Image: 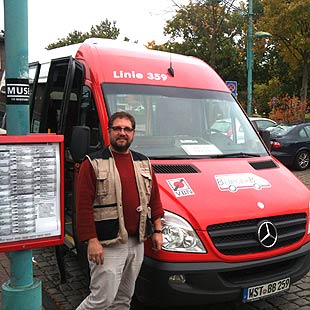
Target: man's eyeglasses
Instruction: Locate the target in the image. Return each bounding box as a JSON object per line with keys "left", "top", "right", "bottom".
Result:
{"left": 110, "top": 126, "right": 135, "bottom": 133}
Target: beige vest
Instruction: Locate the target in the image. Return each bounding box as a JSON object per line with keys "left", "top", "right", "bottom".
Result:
{"left": 87, "top": 147, "right": 153, "bottom": 245}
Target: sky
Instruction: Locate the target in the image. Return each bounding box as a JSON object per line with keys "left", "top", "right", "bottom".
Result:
{"left": 0, "top": 0, "right": 183, "bottom": 57}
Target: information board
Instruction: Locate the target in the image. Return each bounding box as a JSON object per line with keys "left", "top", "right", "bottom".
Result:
{"left": 0, "top": 134, "right": 64, "bottom": 251}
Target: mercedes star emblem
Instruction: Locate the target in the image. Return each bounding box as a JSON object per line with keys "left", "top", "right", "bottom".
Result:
{"left": 257, "top": 221, "right": 278, "bottom": 248}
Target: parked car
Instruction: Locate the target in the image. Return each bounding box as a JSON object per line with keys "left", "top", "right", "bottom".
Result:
{"left": 250, "top": 117, "right": 277, "bottom": 131}
{"left": 210, "top": 118, "right": 245, "bottom": 143}
{"left": 270, "top": 123, "right": 310, "bottom": 170}
{"left": 210, "top": 117, "right": 277, "bottom": 144}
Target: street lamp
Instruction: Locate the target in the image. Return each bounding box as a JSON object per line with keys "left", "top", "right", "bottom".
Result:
{"left": 247, "top": 0, "right": 271, "bottom": 116}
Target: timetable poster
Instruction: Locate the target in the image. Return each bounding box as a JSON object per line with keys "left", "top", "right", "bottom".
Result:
{"left": 0, "top": 143, "right": 61, "bottom": 243}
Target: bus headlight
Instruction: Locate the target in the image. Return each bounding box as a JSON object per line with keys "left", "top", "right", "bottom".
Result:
{"left": 161, "top": 210, "right": 206, "bottom": 253}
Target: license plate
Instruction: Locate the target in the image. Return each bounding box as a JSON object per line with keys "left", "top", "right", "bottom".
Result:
{"left": 243, "top": 277, "right": 290, "bottom": 302}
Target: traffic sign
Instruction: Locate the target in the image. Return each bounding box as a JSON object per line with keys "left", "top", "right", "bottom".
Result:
{"left": 226, "top": 81, "right": 237, "bottom": 97}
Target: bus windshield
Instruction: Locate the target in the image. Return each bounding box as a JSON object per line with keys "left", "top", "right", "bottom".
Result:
{"left": 103, "top": 84, "right": 268, "bottom": 159}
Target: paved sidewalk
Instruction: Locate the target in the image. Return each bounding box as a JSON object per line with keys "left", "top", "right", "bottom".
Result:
{"left": 292, "top": 169, "right": 310, "bottom": 188}
{"left": 0, "top": 252, "right": 50, "bottom": 310}
{"left": 0, "top": 169, "right": 310, "bottom": 309}
{"left": 0, "top": 247, "right": 88, "bottom": 309}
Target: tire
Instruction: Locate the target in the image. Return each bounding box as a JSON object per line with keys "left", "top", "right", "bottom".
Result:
{"left": 294, "top": 150, "right": 310, "bottom": 170}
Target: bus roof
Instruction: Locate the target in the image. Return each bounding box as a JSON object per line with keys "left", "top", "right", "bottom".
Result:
{"left": 31, "top": 38, "right": 230, "bottom": 93}
{"left": 77, "top": 39, "right": 230, "bottom": 91}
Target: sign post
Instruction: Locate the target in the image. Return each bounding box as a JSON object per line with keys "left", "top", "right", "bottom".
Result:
{"left": 2, "top": 1, "right": 40, "bottom": 309}
{"left": 3, "top": 0, "right": 30, "bottom": 135}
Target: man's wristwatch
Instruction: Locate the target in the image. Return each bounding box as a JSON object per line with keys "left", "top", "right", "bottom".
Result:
{"left": 153, "top": 229, "right": 162, "bottom": 234}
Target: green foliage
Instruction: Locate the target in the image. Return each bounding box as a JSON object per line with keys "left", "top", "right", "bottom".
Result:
{"left": 253, "top": 78, "right": 281, "bottom": 115}
{"left": 46, "top": 19, "right": 120, "bottom": 50}
{"left": 258, "top": 0, "right": 310, "bottom": 101}
{"left": 45, "top": 1, "right": 309, "bottom": 116}
{"left": 162, "top": 1, "right": 245, "bottom": 69}
{"left": 152, "top": 1, "right": 248, "bottom": 102}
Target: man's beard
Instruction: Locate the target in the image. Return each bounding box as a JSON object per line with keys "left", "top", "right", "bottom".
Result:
{"left": 110, "top": 138, "right": 131, "bottom": 153}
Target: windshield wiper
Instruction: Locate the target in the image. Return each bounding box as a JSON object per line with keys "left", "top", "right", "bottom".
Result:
{"left": 212, "top": 152, "right": 261, "bottom": 158}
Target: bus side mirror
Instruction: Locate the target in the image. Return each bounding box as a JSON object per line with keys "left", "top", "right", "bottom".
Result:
{"left": 259, "top": 129, "right": 271, "bottom": 150}
{"left": 70, "top": 126, "right": 90, "bottom": 162}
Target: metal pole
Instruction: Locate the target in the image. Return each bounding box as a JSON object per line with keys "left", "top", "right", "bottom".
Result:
{"left": 2, "top": 0, "right": 41, "bottom": 309}
{"left": 4, "top": 0, "right": 30, "bottom": 134}
{"left": 247, "top": 0, "right": 253, "bottom": 116}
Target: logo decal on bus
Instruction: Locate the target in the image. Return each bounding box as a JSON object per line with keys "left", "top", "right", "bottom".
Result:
{"left": 166, "top": 178, "right": 195, "bottom": 197}
{"left": 215, "top": 173, "right": 271, "bottom": 193}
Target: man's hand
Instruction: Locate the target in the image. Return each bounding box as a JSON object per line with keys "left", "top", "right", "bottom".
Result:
{"left": 151, "top": 217, "right": 163, "bottom": 252}
{"left": 87, "top": 238, "right": 104, "bottom": 265}
{"left": 152, "top": 232, "right": 163, "bottom": 252}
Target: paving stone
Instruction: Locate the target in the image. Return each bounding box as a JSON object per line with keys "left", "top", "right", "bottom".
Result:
{"left": 252, "top": 300, "right": 276, "bottom": 309}
{"left": 68, "top": 281, "right": 86, "bottom": 290}
{"left": 266, "top": 296, "right": 288, "bottom": 307}
{"left": 288, "top": 285, "right": 303, "bottom": 293}
{"left": 46, "top": 287, "right": 60, "bottom": 294}
{"left": 298, "top": 283, "right": 310, "bottom": 290}
{"left": 294, "top": 298, "right": 310, "bottom": 306}
{"left": 283, "top": 293, "right": 300, "bottom": 301}
{"left": 67, "top": 295, "right": 85, "bottom": 307}
{"left": 297, "top": 290, "right": 310, "bottom": 297}
{"left": 278, "top": 303, "right": 301, "bottom": 310}
{"left": 38, "top": 262, "right": 52, "bottom": 268}
{"left": 52, "top": 293, "right": 67, "bottom": 303}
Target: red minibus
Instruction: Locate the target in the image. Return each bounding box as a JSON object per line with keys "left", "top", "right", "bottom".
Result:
{"left": 25, "top": 38, "right": 310, "bottom": 307}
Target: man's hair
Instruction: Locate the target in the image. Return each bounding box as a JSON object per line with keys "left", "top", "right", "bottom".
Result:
{"left": 108, "top": 111, "right": 136, "bottom": 129}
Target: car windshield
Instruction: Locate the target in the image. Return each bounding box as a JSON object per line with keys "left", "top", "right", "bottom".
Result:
{"left": 103, "top": 84, "right": 268, "bottom": 158}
